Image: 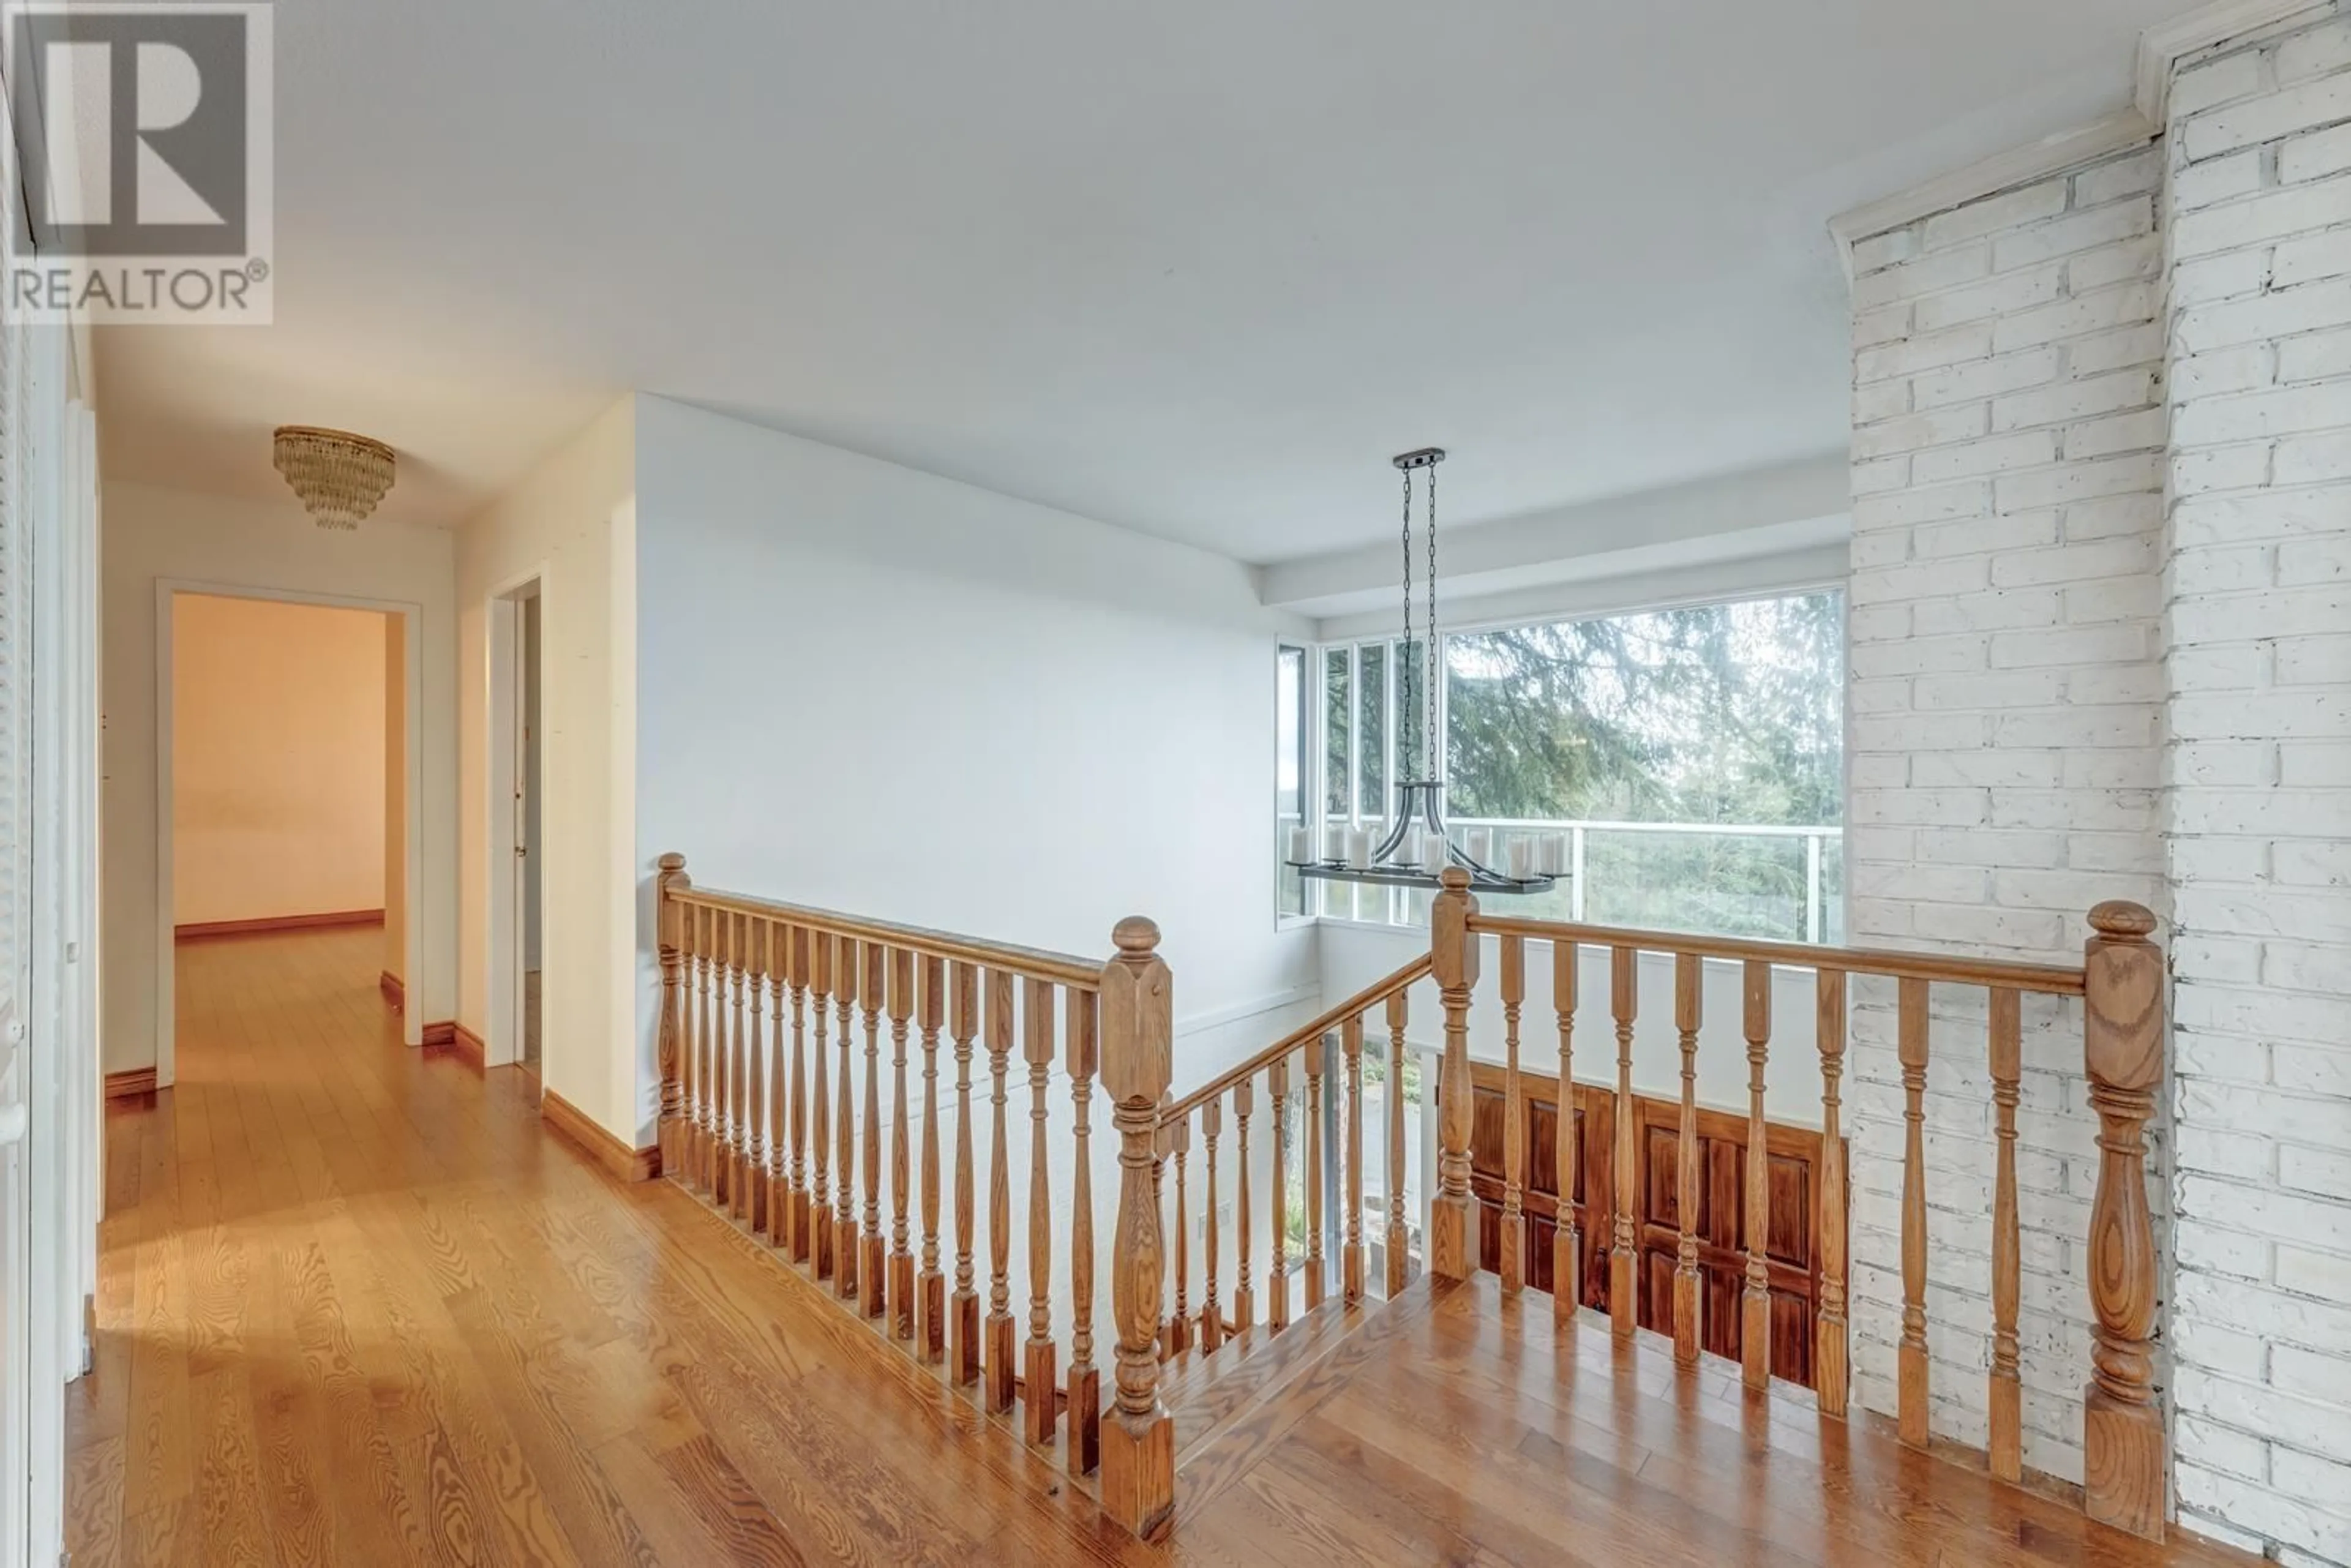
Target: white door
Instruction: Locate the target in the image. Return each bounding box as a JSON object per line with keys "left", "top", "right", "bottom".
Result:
{"left": 0, "top": 242, "right": 39, "bottom": 1568}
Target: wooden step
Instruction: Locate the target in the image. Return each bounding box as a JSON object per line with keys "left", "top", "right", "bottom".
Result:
{"left": 1163, "top": 1295, "right": 1360, "bottom": 1456}
{"left": 1161, "top": 1284, "right": 1444, "bottom": 1531}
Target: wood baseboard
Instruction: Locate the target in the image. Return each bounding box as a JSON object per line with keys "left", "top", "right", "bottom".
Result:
{"left": 380, "top": 970, "right": 405, "bottom": 1010}
{"left": 176, "top": 908, "right": 384, "bottom": 942}
{"left": 541, "top": 1089, "right": 660, "bottom": 1184}
{"left": 421, "top": 1020, "right": 485, "bottom": 1070}
{"left": 104, "top": 1067, "right": 158, "bottom": 1101}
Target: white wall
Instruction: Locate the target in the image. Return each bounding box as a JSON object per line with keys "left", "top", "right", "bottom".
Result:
{"left": 2160, "top": 16, "right": 2351, "bottom": 1562}
{"left": 171, "top": 594, "right": 387, "bottom": 925}
{"left": 631, "top": 396, "right": 1318, "bottom": 1147}
{"left": 1843, "top": 135, "right": 2169, "bottom": 1489}
{"left": 1842, "top": 13, "right": 2351, "bottom": 1556}
{"left": 99, "top": 481, "right": 457, "bottom": 1075}
{"left": 455, "top": 399, "right": 635, "bottom": 1134}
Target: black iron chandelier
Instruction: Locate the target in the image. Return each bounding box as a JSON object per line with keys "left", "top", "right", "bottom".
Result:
{"left": 1286, "top": 448, "right": 1562, "bottom": 896}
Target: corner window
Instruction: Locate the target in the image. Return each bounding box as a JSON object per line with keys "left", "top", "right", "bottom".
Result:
{"left": 1292, "top": 589, "right": 1845, "bottom": 943}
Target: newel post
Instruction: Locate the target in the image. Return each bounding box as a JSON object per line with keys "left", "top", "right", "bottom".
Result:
{"left": 1098, "top": 916, "right": 1176, "bottom": 1538}
{"left": 2082, "top": 900, "right": 2167, "bottom": 1543}
{"left": 1430, "top": 866, "right": 1480, "bottom": 1283}
{"left": 655, "top": 853, "right": 689, "bottom": 1177}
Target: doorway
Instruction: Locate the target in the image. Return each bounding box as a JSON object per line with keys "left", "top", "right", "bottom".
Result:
{"left": 151, "top": 583, "right": 424, "bottom": 1082}
{"left": 484, "top": 574, "right": 546, "bottom": 1077}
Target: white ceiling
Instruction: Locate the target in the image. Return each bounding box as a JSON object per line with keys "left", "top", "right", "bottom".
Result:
{"left": 97, "top": 0, "right": 2188, "bottom": 564}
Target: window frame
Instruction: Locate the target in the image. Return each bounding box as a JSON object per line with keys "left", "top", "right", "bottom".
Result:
{"left": 1292, "top": 577, "right": 1848, "bottom": 940}
{"left": 1274, "top": 641, "right": 1314, "bottom": 931}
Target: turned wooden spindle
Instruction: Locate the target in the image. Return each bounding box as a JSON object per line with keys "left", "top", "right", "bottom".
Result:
{"left": 1499, "top": 934, "right": 1526, "bottom": 1293}
{"left": 717, "top": 910, "right": 742, "bottom": 1205}
{"left": 918, "top": 954, "right": 947, "bottom": 1363}
{"left": 887, "top": 948, "right": 916, "bottom": 1338}
{"left": 744, "top": 918, "right": 768, "bottom": 1231}
{"left": 950, "top": 961, "right": 981, "bottom": 1386}
{"left": 679, "top": 902, "right": 697, "bottom": 1184}
{"left": 1741, "top": 959, "right": 1772, "bottom": 1390}
{"left": 834, "top": 934, "right": 860, "bottom": 1302}
{"left": 655, "top": 855, "right": 689, "bottom": 1177}
{"left": 719, "top": 907, "right": 748, "bottom": 1203}
{"left": 1989, "top": 985, "right": 2023, "bottom": 1485}
{"left": 1384, "top": 989, "right": 1409, "bottom": 1299}
{"left": 763, "top": 925, "right": 787, "bottom": 1244}
{"left": 860, "top": 943, "right": 888, "bottom": 1321}
{"left": 810, "top": 932, "right": 835, "bottom": 1278}
{"left": 1814, "top": 968, "right": 1849, "bottom": 1418}
{"left": 1232, "top": 1079, "right": 1256, "bottom": 1334}
{"left": 719, "top": 913, "right": 740, "bottom": 1212}
{"left": 694, "top": 904, "right": 716, "bottom": 1187}
{"left": 2082, "top": 901, "right": 2166, "bottom": 1542}
{"left": 1673, "top": 951, "right": 1703, "bottom": 1366}
{"left": 1430, "top": 866, "right": 1480, "bottom": 1283}
{"left": 1341, "top": 1016, "right": 1363, "bottom": 1306}
{"left": 1166, "top": 1112, "right": 1191, "bottom": 1356}
{"left": 786, "top": 926, "right": 811, "bottom": 1256}
{"left": 985, "top": 968, "right": 1017, "bottom": 1414}
{"left": 1897, "top": 975, "right": 1930, "bottom": 1447}
{"left": 1553, "top": 939, "right": 1580, "bottom": 1322}
{"left": 1022, "top": 978, "right": 1059, "bottom": 1446}
{"left": 1201, "top": 1098, "right": 1224, "bottom": 1354}
{"left": 1267, "top": 1058, "right": 1290, "bottom": 1333}
{"left": 1067, "top": 990, "right": 1101, "bottom": 1476}
{"left": 1097, "top": 917, "right": 1175, "bottom": 1538}
{"left": 1609, "top": 945, "right": 1638, "bottom": 1334}
{"left": 1303, "top": 1038, "right": 1326, "bottom": 1312}
{"left": 676, "top": 895, "right": 699, "bottom": 1183}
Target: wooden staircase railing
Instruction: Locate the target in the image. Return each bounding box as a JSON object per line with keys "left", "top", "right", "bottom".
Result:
{"left": 1434, "top": 868, "right": 2169, "bottom": 1541}
{"left": 656, "top": 854, "right": 2169, "bottom": 1545}
{"left": 655, "top": 856, "right": 1176, "bottom": 1512}
{"left": 1153, "top": 952, "right": 1431, "bottom": 1336}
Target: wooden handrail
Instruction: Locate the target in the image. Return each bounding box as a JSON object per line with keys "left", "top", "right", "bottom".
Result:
{"left": 675, "top": 885, "right": 1103, "bottom": 992}
{"left": 1157, "top": 953, "right": 1432, "bottom": 1125}
{"left": 1466, "top": 912, "right": 2086, "bottom": 996}
{"left": 1444, "top": 880, "right": 2166, "bottom": 1542}
{"left": 658, "top": 852, "right": 2164, "bottom": 1548}
{"left": 657, "top": 858, "right": 1177, "bottom": 1532}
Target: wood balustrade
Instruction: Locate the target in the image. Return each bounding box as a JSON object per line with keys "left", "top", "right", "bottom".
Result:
{"left": 655, "top": 866, "right": 1163, "bottom": 1520}
{"left": 1458, "top": 883, "right": 2169, "bottom": 1542}
{"left": 1150, "top": 953, "right": 1431, "bottom": 1359}
{"left": 654, "top": 857, "right": 2168, "bottom": 1545}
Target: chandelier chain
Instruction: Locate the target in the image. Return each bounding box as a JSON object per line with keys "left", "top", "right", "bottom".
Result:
{"left": 1293, "top": 447, "right": 1554, "bottom": 894}
{"left": 1400, "top": 465, "right": 1415, "bottom": 778}
{"left": 1425, "top": 459, "right": 1438, "bottom": 784}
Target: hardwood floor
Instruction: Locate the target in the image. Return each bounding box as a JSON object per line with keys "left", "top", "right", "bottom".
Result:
{"left": 67, "top": 928, "right": 2255, "bottom": 1567}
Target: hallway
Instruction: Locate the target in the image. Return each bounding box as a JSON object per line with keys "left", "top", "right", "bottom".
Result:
{"left": 65, "top": 930, "right": 1139, "bottom": 1566}
{"left": 66, "top": 931, "right": 2261, "bottom": 1567}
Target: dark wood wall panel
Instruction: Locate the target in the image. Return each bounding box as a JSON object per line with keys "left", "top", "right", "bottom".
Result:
{"left": 1465, "top": 1062, "right": 1837, "bottom": 1390}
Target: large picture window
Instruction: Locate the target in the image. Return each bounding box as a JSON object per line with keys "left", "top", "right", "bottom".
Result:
{"left": 1287, "top": 588, "right": 1845, "bottom": 942}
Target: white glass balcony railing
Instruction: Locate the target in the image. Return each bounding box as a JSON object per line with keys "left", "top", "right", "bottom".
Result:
{"left": 1304, "top": 816, "right": 1845, "bottom": 945}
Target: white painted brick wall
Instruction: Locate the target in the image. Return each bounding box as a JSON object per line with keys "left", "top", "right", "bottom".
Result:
{"left": 1843, "top": 9, "right": 2351, "bottom": 1561}
{"left": 1846, "top": 138, "right": 2167, "bottom": 1488}
{"left": 2163, "top": 11, "right": 2351, "bottom": 1565}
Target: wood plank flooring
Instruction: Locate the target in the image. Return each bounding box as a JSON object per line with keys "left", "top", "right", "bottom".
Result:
{"left": 66, "top": 928, "right": 2257, "bottom": 1567}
